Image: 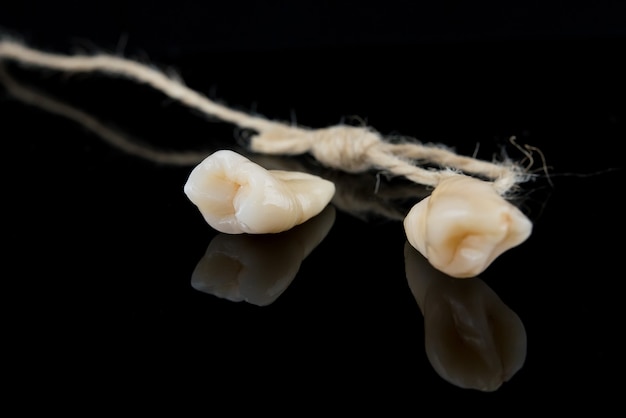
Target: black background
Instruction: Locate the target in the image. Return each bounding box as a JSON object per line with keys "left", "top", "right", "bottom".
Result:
{"left": 2, "top": 1, "right": 625, "bottom": 411}
{"left": 3, "top": 0, "right": 626, "bottom": 53}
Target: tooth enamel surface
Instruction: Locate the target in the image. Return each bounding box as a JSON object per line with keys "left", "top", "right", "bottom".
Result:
{"left": 184, "top": 150, "right": 335, "bottom": 234}
{"left": 403, "top": 175, "right": 532, "bottom": 278}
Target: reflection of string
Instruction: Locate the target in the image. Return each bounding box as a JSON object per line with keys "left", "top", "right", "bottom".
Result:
{"left": 404, "top": 241, "right": 527, "bottom": 392}
{"left": 0, "top": 66, "right": 429, "bottom": 222}
{"left": 191, "top": 205, "right": 336, "bottom": 306}
{"left": 0, "top": 63, "right": 210, "bottom": 165}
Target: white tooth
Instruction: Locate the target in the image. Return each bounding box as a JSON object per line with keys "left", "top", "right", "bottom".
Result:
{"left": 191, "top": 205, "right": 336, "bottom": 306}
{"left": 404, "top": 242, "right": 527, "bottom": 392}
{"left": 403, "top": 175, "right": 532, "bottom": 278}
{"left": 184, "top": 150, "right": 335, "bottom": 234}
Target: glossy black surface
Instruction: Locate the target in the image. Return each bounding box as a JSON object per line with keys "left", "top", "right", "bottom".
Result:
{"left": 2, "top": 34, "right": 624, "bottom": 407}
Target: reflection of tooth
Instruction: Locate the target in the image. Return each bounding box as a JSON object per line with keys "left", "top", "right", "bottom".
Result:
{"left": 404, "top": 241, "right": 527, "bottom": 392}
{"left": 191, "top": 205, "right": 335, "bottom": 306}
{"left": 184, "top": 150, "right": 335, "bottom": 234}
{"left": 403, "top": 175, "right": 532, "bottom": 278}
{"left": 190, "top": 234, "right": 300, "bottom": 306}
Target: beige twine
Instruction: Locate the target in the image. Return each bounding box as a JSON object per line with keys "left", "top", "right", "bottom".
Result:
{"left": 0, "top": 39, "right": 531, "bottom": 195}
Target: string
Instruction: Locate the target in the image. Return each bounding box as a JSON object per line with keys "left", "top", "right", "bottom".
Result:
{"left": 0, "top": 39, "right": 532, "bottom": 196}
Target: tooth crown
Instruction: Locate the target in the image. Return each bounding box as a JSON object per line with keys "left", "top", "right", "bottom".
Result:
{"left": 403, "top": 175, "right": 532, "bottom": 278}
{"left": 184, "top": 150, "right": 336, "bottom": 234}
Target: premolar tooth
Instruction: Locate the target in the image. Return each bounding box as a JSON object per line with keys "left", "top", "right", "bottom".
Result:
{"left": 184, "top": 150, "right": 335, "bottom": 234}
{"left": 403, "top": 175, "right": 532, "bottom": 278}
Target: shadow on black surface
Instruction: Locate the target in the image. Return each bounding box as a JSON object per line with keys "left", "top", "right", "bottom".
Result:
{"left": 191, "top": 204, "right": 336, "bottom": 306}
{"left": 404, "top": 241, "right": 527, "bottom": 392}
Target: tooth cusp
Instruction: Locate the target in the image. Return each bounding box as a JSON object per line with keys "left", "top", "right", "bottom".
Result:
{"left": 184, "top": 150, "right": 335, "bottom": 234}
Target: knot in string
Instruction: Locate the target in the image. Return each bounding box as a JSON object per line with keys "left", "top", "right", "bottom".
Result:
{"left": 250, "top": 124, "right": 382, "bottom": 172}
{"left": 307, "top": 125, "right": 382, "bottom": 172}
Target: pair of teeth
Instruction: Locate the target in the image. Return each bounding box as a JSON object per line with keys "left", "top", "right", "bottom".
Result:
{"left": 184, "top": 150, "right": 336, "bottom": 234}
{"left": 185, "top": 150, "right": 532, "bottom": 279}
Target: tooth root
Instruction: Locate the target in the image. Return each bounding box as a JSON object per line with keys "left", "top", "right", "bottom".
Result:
{"left": 184, "top": 150, "right": 335, "bottom": 234}
{"left": 403, "top": 175, "right": 532, "bottom": 278}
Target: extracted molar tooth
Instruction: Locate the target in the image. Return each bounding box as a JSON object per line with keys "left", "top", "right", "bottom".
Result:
{"left": 184, "top": 149, "right": 336, "bottom": 234}
{"left": 191, "top": 205, "right": 335, "bottom": 306}
{"left": 403, "top": 175, "right": 532, "bottom": 278}
{"left": 404, "top": 241, "right": 527, "bottom": 392}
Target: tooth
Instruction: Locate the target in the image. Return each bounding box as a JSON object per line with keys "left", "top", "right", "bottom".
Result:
{"left": 403, "top": 175, "right": 532, "bottom": 278}
{"left": 191, "top": 205, "right": 336, "bottom": 306}
{"left": 184, "top": 150, "right": 335, "bottom": 234}
{"left": 404, "top": 241, "right": 527, "bottom": 392}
